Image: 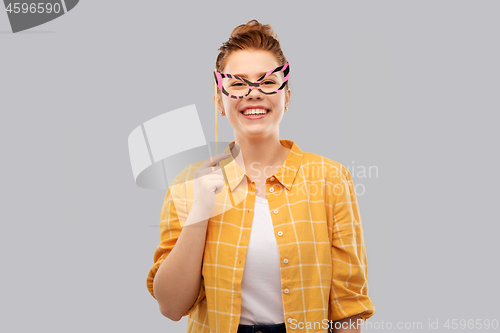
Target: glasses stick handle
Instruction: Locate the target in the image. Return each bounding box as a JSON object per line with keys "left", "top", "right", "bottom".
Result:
{"left": 214, "top": 82, "right": 218, "bottom": 155}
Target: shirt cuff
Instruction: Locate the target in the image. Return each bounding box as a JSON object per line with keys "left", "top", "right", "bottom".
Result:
{"left": 330, "top": 295, "right": 376, "bottom": 322}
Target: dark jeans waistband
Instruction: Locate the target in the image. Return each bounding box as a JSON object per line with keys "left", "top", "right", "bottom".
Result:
{"left": 237, "top": 322, "right": 286, "bottom": 333}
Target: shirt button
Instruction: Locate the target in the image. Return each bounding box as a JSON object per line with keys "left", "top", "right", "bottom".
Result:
{"left": 269, "top": 187, "right": 274, "bottom": 193}
{"left": 288, "top": 318, "right": 293, "bottom": 323}
{"left": 270, "top": 176, "right": 275, "bottom": 181}
{"left": 274, "top": 209, "right": 279, "bottom": 214}
{"left": 284, "top": 288, "right": 289, "bottom": 294}
{"left": 283, "top": 258, "right": 288, "bottom": 264}
{"left": 278, "top": 231, "right": 283, "bottom": 236}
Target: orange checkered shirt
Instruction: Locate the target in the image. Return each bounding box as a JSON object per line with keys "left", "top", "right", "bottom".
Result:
{"left": 147, "top": 140, "right": 375, "bottom": 333}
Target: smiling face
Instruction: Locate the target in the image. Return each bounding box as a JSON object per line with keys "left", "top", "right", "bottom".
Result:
{"left": 216, "top": 49, "right": 291, "bottom": 141}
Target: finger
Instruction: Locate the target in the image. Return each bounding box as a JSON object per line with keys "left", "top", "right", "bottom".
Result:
{"left": 213, "top": 179, "right": 225, "bottom": 188}
{"left": 206, "top": 172, "right": 224, "bottom": 181}
{"left": 213, "top": 179, "right": 225, "bottom": 194}
{"left": 196, "top": 166, "right": 223, "bottom": 178}
{"left": 199, "top": 152, "right": 232, "bottom": 169}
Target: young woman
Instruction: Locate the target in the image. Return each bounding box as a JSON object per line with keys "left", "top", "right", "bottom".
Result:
{"left": 147, "top": 20, "right": 375, "bottom": 333}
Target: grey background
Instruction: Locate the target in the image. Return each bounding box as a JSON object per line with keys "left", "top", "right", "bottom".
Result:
{"left": 1, "top": 1, "right": 498, "bottom": 332}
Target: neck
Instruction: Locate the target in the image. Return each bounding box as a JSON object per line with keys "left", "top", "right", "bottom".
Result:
{"left": 232, "top": 132, "right": 288, "bottom": 175}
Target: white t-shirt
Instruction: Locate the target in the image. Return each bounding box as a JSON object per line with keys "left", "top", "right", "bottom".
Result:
{"left": 239, "top": 195, "right": 285, "bottom": 325}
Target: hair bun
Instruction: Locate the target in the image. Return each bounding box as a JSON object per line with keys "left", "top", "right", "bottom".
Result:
{"left": 216, "top": 19, "right": 287, "bottom": 73}
{"left": 230, "top": 19, "right": 277, "bottom": 39}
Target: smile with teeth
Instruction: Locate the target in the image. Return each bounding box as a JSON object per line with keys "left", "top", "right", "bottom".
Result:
{"left": 241, "top": 109, "right": 269, "bottom": 116}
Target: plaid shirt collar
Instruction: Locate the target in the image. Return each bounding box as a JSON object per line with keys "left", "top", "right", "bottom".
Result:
{"left": 219, "top": 139, "right": 304, "bottom": 192}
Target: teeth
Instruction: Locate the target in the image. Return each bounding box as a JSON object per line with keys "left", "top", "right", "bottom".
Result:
{"left": 242, "top": 109, "right": 268, "bottom": 115}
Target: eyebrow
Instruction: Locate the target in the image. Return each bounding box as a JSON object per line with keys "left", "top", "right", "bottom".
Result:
{"left": 232, "top": 71, "right": 267, "bottom": 78}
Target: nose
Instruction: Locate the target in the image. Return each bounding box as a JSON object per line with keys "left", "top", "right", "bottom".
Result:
{"left": 246, "top": 86, "right": 263, "bottom": 99}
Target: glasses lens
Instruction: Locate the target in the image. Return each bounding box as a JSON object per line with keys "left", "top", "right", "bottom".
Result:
{"left": 258, "top": 72, "right": 285, "bottom": 94}
{"left": 222, "top": 77, "right": 249, "bottom": 98}
{"left": 221, "top": 71, "right": 286, "bottom": 97}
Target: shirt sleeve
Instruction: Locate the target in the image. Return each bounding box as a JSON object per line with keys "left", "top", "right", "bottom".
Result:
{"left": 329, "top": 165, "right": 375, "bottom": 322}
{"left": 146, "top": 181, "right": 206, "bottom": 317}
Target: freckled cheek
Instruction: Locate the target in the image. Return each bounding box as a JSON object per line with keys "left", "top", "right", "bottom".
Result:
{"left": 270, "top": 97, "right": 285, "bottom": 110}
{"left": 223, "top": 100, "right": 241, "bottom": 118}
{"left": 223, "top": 99, "right": 239, "bottom": 112}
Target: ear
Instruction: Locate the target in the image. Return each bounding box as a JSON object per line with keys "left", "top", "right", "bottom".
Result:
{"left": 285, "top": 87, "right": 291, "bottom": 107}
{"left": 214, "top": 91, "right": 225, "bottom": 113}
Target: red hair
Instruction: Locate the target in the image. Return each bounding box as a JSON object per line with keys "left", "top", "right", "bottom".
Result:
{"left": 215, "top": 20, "right": 288, "bottom": 73}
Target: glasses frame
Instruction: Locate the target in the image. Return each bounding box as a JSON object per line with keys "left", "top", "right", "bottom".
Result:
{"left": 213, "top": 62, "right": 290, "bottom": 99}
